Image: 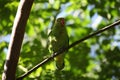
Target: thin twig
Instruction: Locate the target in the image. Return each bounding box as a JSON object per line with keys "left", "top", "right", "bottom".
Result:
{"left": 17, "top": 19, "right": 120, "bottom": 80}
{"left": 69, "top": 20, "right": 120, "bottom": 48}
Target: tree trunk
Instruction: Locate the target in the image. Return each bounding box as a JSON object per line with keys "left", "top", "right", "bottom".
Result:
{"left": 2, "top": 0, "right": 34, "bottom": 80}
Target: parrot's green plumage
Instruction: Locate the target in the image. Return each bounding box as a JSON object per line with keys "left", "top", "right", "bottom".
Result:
{"left": 48, "top": 18, "right": 69, "bottom": 70}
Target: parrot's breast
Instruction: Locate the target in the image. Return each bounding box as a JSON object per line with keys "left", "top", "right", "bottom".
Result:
{"left": 49, "top": 29, "right": 68, "bottom": 52}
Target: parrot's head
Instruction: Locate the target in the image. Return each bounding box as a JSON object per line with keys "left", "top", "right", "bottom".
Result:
{"left": 56, "top": 18, "right": 65, "bottom": 26}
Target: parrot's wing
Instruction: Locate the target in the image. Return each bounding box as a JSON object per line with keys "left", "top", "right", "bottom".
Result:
{"left": 66, "top": 35, "right": 69, "bottom": 52}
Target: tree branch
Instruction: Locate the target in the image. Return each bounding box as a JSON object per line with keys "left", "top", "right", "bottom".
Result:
{"left": 2, "top": 0, "right": 34, "bottom": 80}
{"left": 17, "top": 19, "right": 120, "bottom": 80}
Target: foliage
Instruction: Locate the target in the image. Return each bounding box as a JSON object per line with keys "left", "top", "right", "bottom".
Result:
{"left": 0, "top": 0, "right": 120, "bottom": 80}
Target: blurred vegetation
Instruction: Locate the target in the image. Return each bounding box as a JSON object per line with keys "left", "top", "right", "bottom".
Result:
{"left": 0, "top": 0, "right": 120, "bottom": 80}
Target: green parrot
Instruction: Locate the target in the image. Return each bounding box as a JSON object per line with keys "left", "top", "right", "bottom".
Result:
{"left": 48, "top": 18, "right": 69, "bottom": 70}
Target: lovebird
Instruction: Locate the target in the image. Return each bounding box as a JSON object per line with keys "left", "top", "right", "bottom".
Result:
{"left": 48, "top": 18, "right": 69, "bottom": 70}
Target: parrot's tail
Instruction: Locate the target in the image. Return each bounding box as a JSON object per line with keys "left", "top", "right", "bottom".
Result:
{"left": 56, "top": 61, "right": 64, "bottom": 70}
{"left": 55, "top": 54, "right": 65, "bottom": 70}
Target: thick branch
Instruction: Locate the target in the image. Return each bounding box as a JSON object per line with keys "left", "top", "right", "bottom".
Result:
{"left": 17, "top": 19, "right": 120, "bottom": 80}
{"left": 2, "top": 0, "right": 34, "bottom": 80}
